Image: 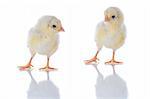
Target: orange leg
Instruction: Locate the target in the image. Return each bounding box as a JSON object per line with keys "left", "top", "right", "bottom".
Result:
{"left": 19, "top": 54, "right": 35, "bottom": 71}
{"left": 84, "top": 50, "right": 99, "bottom": 65}
{"left": 39, "top": 57, "right": 57, "bottom": 72}
{"left": 105, "top": 50, "right": 123, "bottom": 65}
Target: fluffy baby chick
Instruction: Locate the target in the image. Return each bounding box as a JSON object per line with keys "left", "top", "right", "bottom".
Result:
{"left": 19, "top": 15, "right": 64, "bottom": 72}
{"left": 85, "top": 7, "right": 126, "bottom": 65}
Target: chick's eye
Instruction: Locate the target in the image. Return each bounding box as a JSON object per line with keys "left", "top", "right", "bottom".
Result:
{"left": 52, "top": 25, "right": 56, "bottom": 28}
{"left": 112, "top": 15, "right": 115, "bottom": 19}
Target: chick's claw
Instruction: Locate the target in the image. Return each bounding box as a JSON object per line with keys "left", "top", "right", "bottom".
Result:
{"left": 84, "top": 57, "right": 99, "bottom": 65}
{"left": 105, "top": 60, "right": 123, "bottom": 65}
{"left": 18, "top": 64, "right": 33, "bottom": 71}
{"left": 39, "top": 66, "right": 57, "bottom": 72}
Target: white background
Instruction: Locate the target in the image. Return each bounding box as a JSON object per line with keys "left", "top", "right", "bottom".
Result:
{"left": 0, "top": 0, "right": 150, "bottom": 99}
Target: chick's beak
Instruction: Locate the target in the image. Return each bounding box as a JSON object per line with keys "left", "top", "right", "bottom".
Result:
{"left": 105, "top": 15, "right": 110, "bottom": 22}
{"left": 59, "top": 27, "right": 65, "bottom": 32}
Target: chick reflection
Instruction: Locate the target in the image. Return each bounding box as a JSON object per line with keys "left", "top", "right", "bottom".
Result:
{"left": 27, "top": 71, "right": 60, "bottom": 99}
{"left": 93, "top": 65, "right": 128, "bottom": 99}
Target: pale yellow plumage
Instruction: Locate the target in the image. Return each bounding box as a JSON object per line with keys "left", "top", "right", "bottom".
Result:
{"left": 28, "top": 27, "right": 59, "bottom": 56}
{"left": 95, "top": 21, "right": 126, "bottom": 50}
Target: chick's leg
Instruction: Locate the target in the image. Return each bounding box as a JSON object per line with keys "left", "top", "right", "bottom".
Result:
{"left": 19, "top": 54, "right": 35, "bottom": 71}
{"left": 39, "top": 57, "right": 57, "bottom": 72}
{"left": 84, "top": 50, "right": 100, "bottom": 65}
{"left": 105, "top": 50, "right": 123, "bottom": 65}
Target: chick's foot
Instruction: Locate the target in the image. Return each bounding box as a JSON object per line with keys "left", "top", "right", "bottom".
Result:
{"left": 84, "top": 57, "right": 99, "bottom": 65}
{"left": 105, "top": 60, "right": 123, "bottom": 65}
{"left": 39, "top": 66, "right": 57, "bottom": 72}
{"left": 18, "top": 64, "right": 33, "bottom": 71}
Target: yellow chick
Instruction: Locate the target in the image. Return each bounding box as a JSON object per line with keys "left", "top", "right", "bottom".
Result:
{"left": 19, "top": 15, "right": 64, "bottom": 72}
{"left": 85, "top": 7, "right": 126, "bottom": 65}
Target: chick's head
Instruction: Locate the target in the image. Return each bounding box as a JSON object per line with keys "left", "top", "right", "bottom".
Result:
{"left": 35, "top": 15, "right": 64, "bottom": 34}
{"left": 104, "top": 7, "right": 124, "bottom": 25}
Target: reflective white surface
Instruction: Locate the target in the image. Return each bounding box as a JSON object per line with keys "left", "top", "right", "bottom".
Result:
{"left": 0, "top": 0, "right": 150, "bottom": 99}
{"left": 27, "top": 71, "right": 60, "bottom": 99}
{"left": 94, "top": 65, "right": 128, "bottom": 99}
